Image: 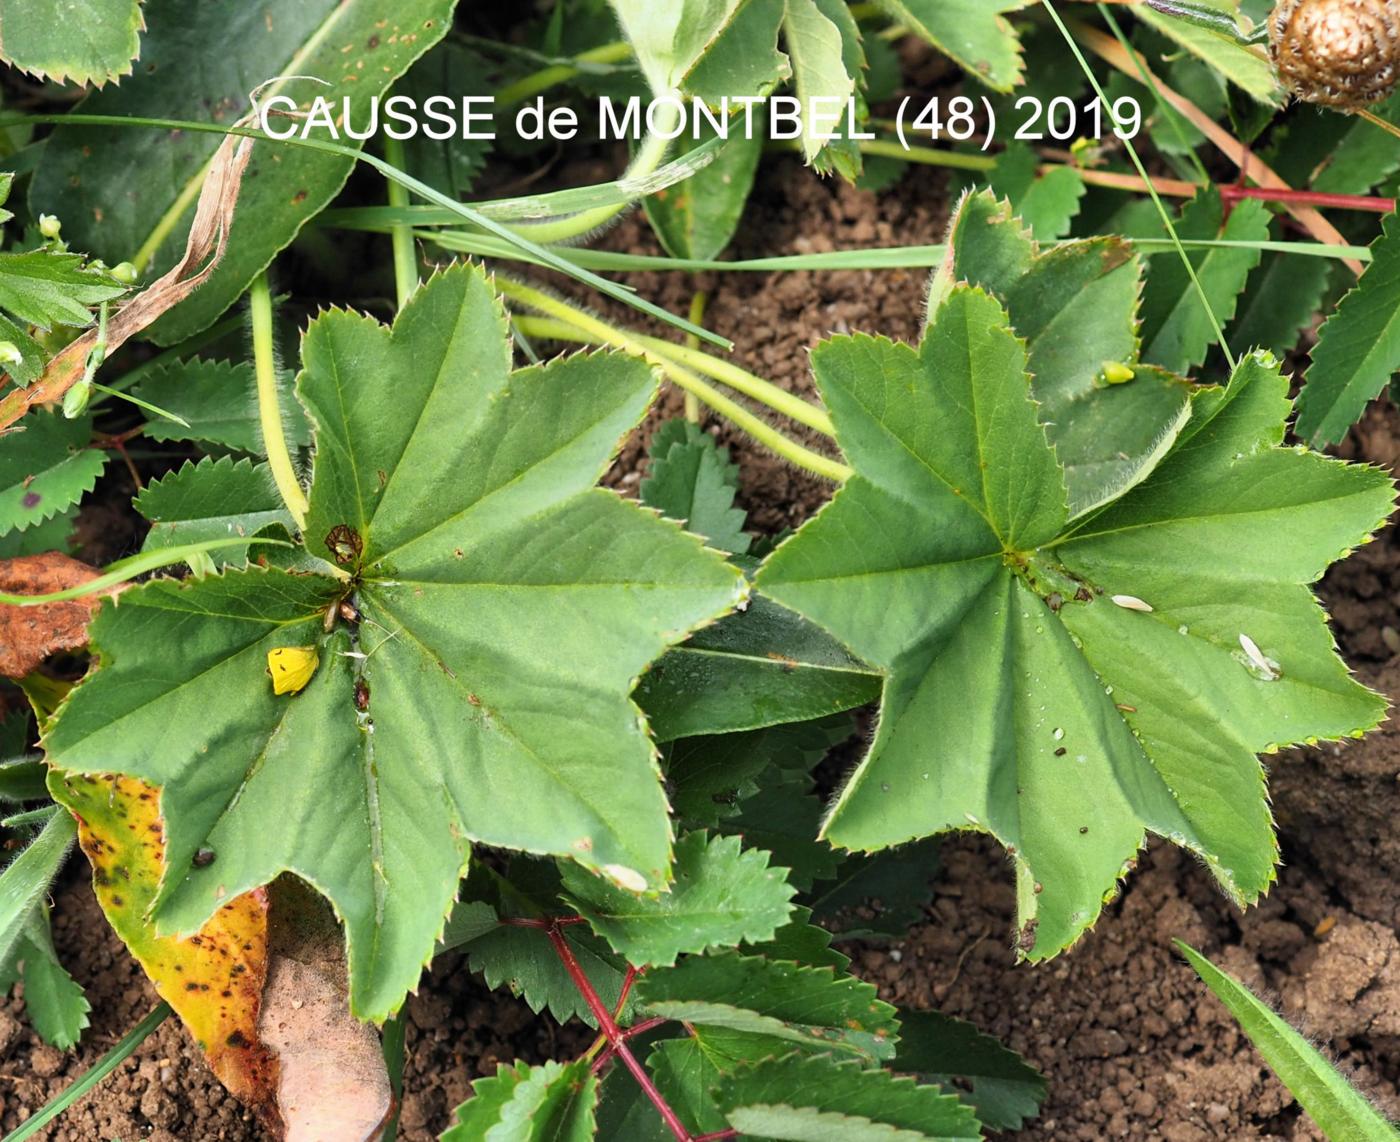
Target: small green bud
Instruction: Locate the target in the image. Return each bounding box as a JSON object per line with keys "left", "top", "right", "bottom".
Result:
{"left": 62, "top": 379, "right": 92, "bottom": 419}
{"left": 0, "top": 340, "right": 21, "bottom": 367}
{"left": 38, "top": 213, "right": 62, "bottom": 239}
{"left": 109, "top": 261, "right": 139, "bottom": 284}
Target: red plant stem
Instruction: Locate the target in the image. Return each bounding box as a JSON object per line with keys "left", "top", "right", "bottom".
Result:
{"left": 547, "top": 924, "right": 693, "bottom": 1141}
{"left": 498, "top": 915, "right": 586, "bottom": 928}
{"left": 589, "top": 1016, "right": 670, "bottom": 1074}
{"left": 1219, "top": 183, "right": 1396, "bottom": 214}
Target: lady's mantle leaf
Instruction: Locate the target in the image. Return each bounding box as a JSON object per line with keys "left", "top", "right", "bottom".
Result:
{"left": 43, "top": 265, "right": 745, "bottom": 1020}
{"left": 48, "top": 772, "right": 276, "bottom": 1113}
{"left": 560, "top": 830, "right": 796, "bottom": 967}
{"left": 756, "top": 286, "right": 1394, "bottom": 960}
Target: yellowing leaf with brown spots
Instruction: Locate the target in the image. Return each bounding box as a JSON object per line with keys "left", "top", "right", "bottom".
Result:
{"left": 49, "top": 771, "right": 278, "bottom": 1123}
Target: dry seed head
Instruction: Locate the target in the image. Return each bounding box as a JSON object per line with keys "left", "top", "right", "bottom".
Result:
{"left": 1270, "top": 0, "right": 1400, "bottom": 109}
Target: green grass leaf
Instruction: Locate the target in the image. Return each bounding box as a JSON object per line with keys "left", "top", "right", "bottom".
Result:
{"left": 134, "top": 456, "right": 294, "bottom": 566}
{"left": 1296, "top": 212, "right": 1400, "bottom": 448}
{"left": 894, "top": 1010, "right": 1046, "bottom": 1131}
{"left": 30, "top": 0, "right": 453, "bottom": 344}
{"left": 0, "top": 411, "right": 106, "bottom": 538}
{"left": 755, "top": 282, "right": 1393, "bottom": 960}
{"left": 0, "top": 0, "right": 142, "bottom": 88}
{"left": 561, "top": 831, "right": 796, "bottom": 967}
{"left": 1177, "top": 942, "right": 1400, "bottom": 1142}
{"left": 43, "top": 264, "right": 745, "bottom": 1020}
{"left": 442, "top": 1059, "right": 599, "bottom": 1142}
{"left": 132, "top": 358, "right": 311, "bottom": 454}
{"left": 636, "top": 952, "right": 899, "bottom": 1064}
{"left": 715, "top": 1053, "right": 982, "bottom": 1140}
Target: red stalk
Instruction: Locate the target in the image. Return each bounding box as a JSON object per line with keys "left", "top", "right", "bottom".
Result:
{"left": 547, "top": 923, "right": 694, "bottom": 1141}
{"left": 1219, "top": 183, "right": 1396, "bottom": 214}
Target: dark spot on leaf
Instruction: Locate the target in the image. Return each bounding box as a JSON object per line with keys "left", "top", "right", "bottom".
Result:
{"left": 227, "top": 1030, "right": 250, "bottom": 1047}
{"left": 325, "top": 524, "right": 363, "bottom": 565}
{"left": 21, "top": 492, "right": 40, "bottom": 509}
{"left": 193, "top": 846, "right": 216, "bottom": 867}
{"left": 110, "top": 894, "right": 123, "bottom": 906}
{"left": 367, "top": 34, "right": 379, "bottom": 48}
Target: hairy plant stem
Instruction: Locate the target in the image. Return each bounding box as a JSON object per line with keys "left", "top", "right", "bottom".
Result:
{"left": 684, "top": 292, "right": 706, "bottom": 423}
{"left": 382, "top": 137, "right": 419, "bottom": 308}
{"left": 546, "top": 923, "right": 694, "bottom": 1141}
{"left": 494, "top": 41, "right": 634, "bottom": 107}
{"left": 249, "top": 272, "right": 309, "bottom": 530}
{"left": 504, "top": 297, "right": 849, "bottom": 482}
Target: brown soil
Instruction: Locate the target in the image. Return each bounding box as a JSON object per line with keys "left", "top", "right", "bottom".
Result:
{"left": 4, "top": 156, "right": 1400, "bottom": 1141}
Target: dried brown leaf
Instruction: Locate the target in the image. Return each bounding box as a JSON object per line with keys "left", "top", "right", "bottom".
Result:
{"left": 0, "top": 552, "right": 112, "bottom": 676}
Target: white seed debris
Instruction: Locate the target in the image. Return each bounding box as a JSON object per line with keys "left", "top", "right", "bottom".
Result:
{"left": 1111, "top": 594, "right": 1154, "bottom": 613}
{"left": 1238, "top": 633, "right": 1282, "bottom": 682}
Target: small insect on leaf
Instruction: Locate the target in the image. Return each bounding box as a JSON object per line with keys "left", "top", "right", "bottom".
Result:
{"left": 267, "top": 646, "right": 320, "bottom": 696}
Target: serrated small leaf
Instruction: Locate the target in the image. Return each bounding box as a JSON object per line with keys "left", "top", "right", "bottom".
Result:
{"left": 13, "top": 911, "right": 89, "bottom": 1050}
{"left": 720, "top": 773, "right": 840, "bottom": 891}
{"left": 134, "top": 457, "right": 294, "bottom": 566}
{"left": 132, "top": 358, "right": 311, "bottom": 454}
{"left": 442, "top": 1059, "right": 599, "bottom": 1142}
{"left": 1178, "top": 942, "right": 1400, "bottom": 1142}
{"left": 0, "top": 809, "right": 74, "bottom": 972}
{"left": 397, "top": 40, "right": 495, "bottom": 201}
{"left": 1139, "top": 190, "right": 1269, "bottom": 374}
{"left": 895, "top": 1009, "right": 1046, "bottom": 1131}
{"left": 562, "top": 831, "right": 796, "bottom": 967}
{"left": 756, "top": 287, "right": 1394, "bottom": 960}
{"left": 0, "top": 251, "right": 125, "bottom": 385}
{"left": 0, "top": 506, "right": 77, "bottom": 559}
{"left": 641, "top": 419, "right": 750, "bottom": 554}
{"left": 0, "top": 411, "right": 106, "bottom": 537}
{"left": 987, "top": 145, "right": 1085, "bottom": 240}
{"left": 0, "top": 0, "right": 143, "bottom": 87}
{"left": 1296, "top": 212, "right": 1400, "bottom": 447}
{"left": 742, "top": 905, "right": 850, "bottom": 969}
{"left": 639, "top": 591, "right": 880, "bottom": 743}
{"left": 636, "top": 952, "right": 899, "bottom": 1063}
{"left": 715, "top": 1053, "right": 982, "bottom": 1140}
{"left": 1231, "top": 251, "right": 1333, "bottom": 360}
{"left": 783, "top": 0, "right": 862, "bottom": 168}
{"left": 872, "top": 0, "right": 1024, "bottom": 92}
{"left": 648, "top": 1037, "right": 730, "bottom": 1134}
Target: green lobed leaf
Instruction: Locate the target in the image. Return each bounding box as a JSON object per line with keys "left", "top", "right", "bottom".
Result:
{"left": 636, "top": 951, "right": 899, "bottom": 1064}
{"left": 755, "top": 287, "right": 1394, "bottom": 960}
{"left": 0, "top": 0, "right": 143, "bottom": 87}
{"left": 134, "top": 456, "right": 294, "bottom": 565}
{"left": 442, "top": 1059, "right": 599, "bottom": 1142}
{"left": 720, "top": 771, "right": 840, "bottom": 891}
{"left": 986, "top": 145, "right": 1086, "bottom": 241}
{"left": 1177, "top": 942, "right": 1400, "bottom": 1142}
{"left": 0, "top": 411, "right": 106, "bottom": 538}
{"left": 0, "top": 250, "right": 127, "bottom": 385}
{"left": 648, "top": 1037, "right": 731, "bottom": 1134}
{"left": 1296, "top": 212, "right": 1400, "bottom": 447}
{"left": 871, "top": 0, "right": 1025, "bottom": 92}
{"left": 11, "top": 909, "right": 90, "bottom": 1050}
{"left": 397, "top": 40, "right": 495, "bottom": 202}
{"left": 783, "top": 0, "right": 863, "bottom": 169}
{"left": 943, "top": 191, "right": 1192, "bottom": 518}
{"left": 131, "top": 358, "right": 311, "bottom": 454}
{"left": 1138, "top": 190, "right": 1269, "bottom": 375}
{"left": 641, "top": 418, "right": 750, "bottom": 555}
{"left": 43, "top": 265, "right": 745, "bottom": 1020}
{"left": 561, "top": 831, "right": 796, "bottom": 967}
{"left": 29, "top": 0, "right": 453, "bottom": 344}
{"left": 715, "top": 1053, "right": 982, "bottom": 1140}
{"left": 894, "top": 1009, "right": 1046, "bottom": 1131}
{"left": 639, "top": 590, "right": 880, "bottom": 743}
{"left": 1230, "top": 250, "right": 1333, "bottom": 360}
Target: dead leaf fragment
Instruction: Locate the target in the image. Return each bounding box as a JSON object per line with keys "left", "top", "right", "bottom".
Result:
{"left": 0, "top": 552, "right": 112, "bottom": 677}
{"left": 0, "top": 132, "right": 254, "bottom": 431}
{"left": 259, "top": 880, "right": 392, "bottom": 1142}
